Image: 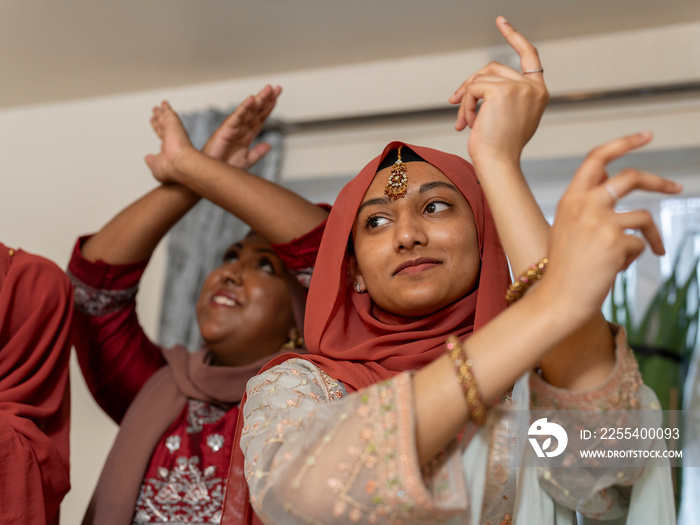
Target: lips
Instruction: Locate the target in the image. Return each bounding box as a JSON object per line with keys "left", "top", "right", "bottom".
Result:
{"left": 393, "top": 257, "right": 442, "bottom": 276}
{"left": 211, "top": 290, "right": 241, "bottom": 307}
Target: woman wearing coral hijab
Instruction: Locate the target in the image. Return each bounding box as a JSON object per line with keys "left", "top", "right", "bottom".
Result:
{"left": 0, "top": 244, "right": 71, "bottom": 524}
{"left": 225, "top": 17, "right": 680, "bottom": 525}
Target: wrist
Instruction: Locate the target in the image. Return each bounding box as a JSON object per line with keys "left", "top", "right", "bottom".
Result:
{"left": 525, "top": 270, "right": 599, "bottom": 340}
{"left": 516, "top": 278, "right": 572, "bottom": 337}
{"left": 471, "top": 152, "right": 521, "bottom": 178}
{"left": 171, "top": 145, "right": 200, "bottom": 184}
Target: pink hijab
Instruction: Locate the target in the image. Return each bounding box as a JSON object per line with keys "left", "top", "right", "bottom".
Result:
{"left": 303, "top": 141, "right": 510, "bottom": 391}
{"left": 222, "top": 142, "right": 510, "bottom": 524}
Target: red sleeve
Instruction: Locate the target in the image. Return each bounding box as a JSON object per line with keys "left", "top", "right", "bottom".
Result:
{"left": 270, "top": 204, "right": 330, "bottom": 288}
{"left": 0, "top": 245, "right": 71, "bottom": 524}
{"left": 67, "top": 236, "right": 166, "bottom": 424}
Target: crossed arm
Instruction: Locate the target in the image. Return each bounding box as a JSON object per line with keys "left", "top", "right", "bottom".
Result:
{"left": 83, "top": 85, "right": 328, "bottom": 266}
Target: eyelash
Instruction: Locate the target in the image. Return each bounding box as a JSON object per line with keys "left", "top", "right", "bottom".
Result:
{"left": 222, "top": 252, "right": 277, "bottom": 275}
{"left": 363, "top": 199, "right": 453, "bottom": 229}
{"left": 222, "top": 250, "right": 239, "bottom": 263}
{"left": 258, "top": 258, "right": 276, "bottom": 275}
{"left": 424, "top": 199, "right": 453, "bottom": 213}
{"left": 364, "top": 215, "right": 388, "bottom": 229}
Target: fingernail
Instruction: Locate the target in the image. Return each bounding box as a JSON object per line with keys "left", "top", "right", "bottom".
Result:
{"left": 498, "top": 15, "right": 509, "bottom": 24}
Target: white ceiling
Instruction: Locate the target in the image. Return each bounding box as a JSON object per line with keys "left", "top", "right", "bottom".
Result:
{"left": 2, "top": 0, "right": 700, "bottom": 110}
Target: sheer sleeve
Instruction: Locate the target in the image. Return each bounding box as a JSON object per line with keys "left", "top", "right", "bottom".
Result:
{"left": 241, "top": 359, "right": 469, "bottom": 524}
{"left": 67, "top": 235, "right": 165, "bottom": 423}
{"left": 527, "top": 324, "right": 665, "bottom": 521}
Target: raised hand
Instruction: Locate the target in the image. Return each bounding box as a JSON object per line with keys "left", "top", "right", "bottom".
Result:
{"left": 145, "top": 101, "right": 194, "bottom": 185}
{"left": 145, "top": 85, "right": 282, "bottom": 185}
{"left": 202, "top": 84, "right": 282, "bottom": 169}
{"left": 543, "top": 132, "right": 683, "bottom": 324}
{"left": 449, "top": 16, "right": 549, "bottom": 165}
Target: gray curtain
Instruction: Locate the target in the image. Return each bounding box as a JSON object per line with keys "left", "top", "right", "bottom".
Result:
{"left": 157, "top": 107, "right": 283, "bottom": 351}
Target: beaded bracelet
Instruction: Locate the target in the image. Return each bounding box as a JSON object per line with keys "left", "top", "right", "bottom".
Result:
{"left": 446, "top": 336, "right": 487, "bottom": 425}
{"left": 505, "top": 257, "right": 549, "bottom": 305}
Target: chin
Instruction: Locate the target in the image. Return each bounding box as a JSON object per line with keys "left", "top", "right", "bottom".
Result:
{"left": 385, "top": 295, "right": 448, "bottom": 318}
{"left": 199, "top": 330, "right": 231, "bottom": 352}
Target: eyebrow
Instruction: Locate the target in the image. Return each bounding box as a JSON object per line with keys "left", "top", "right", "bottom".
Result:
{"left": 357, "top": 180, "right": 460, "bottom": 215}
{"left": 357, "top": 196, "right": 391, "bottom": 215}
{"left": 418, "top": 181, "right": 460, "bottom": 195}
{"left": 227, "top": 243, "right": 278, "bottom": 257}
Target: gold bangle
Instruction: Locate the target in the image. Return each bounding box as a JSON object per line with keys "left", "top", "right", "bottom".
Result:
{"left": 505, "top": 257, "right": 549, "bottom": 304}
{"left": 446, "top": 336, "right": 487, "bottom": 425}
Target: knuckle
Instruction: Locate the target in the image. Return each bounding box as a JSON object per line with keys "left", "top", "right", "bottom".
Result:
{"left": 586, "top": 145, "right": 605, "bottom": 159}
{"left": 627, "top": 238, "right": 645, "bottom": 259}
{"left": 600, "top": 227, "right": 621, "bottom": 250}
{"left": 638, "top": 210, "right": 653, "bottom": 226}
{"left": 616, "top": 167, "right": 639, "bottom": 181}
{"left": 502, "top": 84, "right": 518, "bottom": 96}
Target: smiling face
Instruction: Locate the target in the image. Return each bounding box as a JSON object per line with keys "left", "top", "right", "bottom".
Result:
{"left": 350, "top": 161, "right": 481, "bottom": 318}
{"left": 195, "top": 233, "right": 296, "bottom": 367}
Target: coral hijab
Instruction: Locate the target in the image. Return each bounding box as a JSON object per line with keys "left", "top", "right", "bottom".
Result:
{"left": 303, "top": 141, "right": 510, "bottom": 392}
{"left": 222, "top": 142, "right": 510, "bottom": 525}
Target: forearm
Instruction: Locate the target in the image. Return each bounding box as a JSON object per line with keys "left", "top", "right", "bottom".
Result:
{"left": 82, "top": 184, "right": 200, "bottom": 264}
{"left": 472, "top": 156, "right": 550, "bottom": 275}
{"left": 537, "top": 311, "right": 615, "bottom": 389}
{"left": 172, "top": 147, "right": 329, "bottom": 244}
{"left": 414, "top": 284, "right": 568, "bottom": 465}
{"left": 472, "top": 156, "right": 616, "bottom": 390}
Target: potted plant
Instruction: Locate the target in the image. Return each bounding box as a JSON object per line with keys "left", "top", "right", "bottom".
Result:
{"left": 607, "top": 231, "right": 699, "bottom": 509}
{"left": 609, "top": 232, "right": 699, "bottom": 411}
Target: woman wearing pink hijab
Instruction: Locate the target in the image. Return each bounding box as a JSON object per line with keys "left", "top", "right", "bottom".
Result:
{"left": 225, "top": 17, "right": 679, "bottom": 525}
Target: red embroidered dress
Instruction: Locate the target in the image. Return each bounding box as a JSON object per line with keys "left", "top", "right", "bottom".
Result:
{"left": 133, "top": 401, "right": 238, "bottom": 523}
{"left": 68, "top": 223, "right": 325, "bottom": 524}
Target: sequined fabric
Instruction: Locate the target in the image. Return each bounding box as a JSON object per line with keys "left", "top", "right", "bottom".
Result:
{"left": 133, "top": 400, "right": 239, "bottom": 524}
{"left": 69, "top": 270, "right": 139, "bottom": 316}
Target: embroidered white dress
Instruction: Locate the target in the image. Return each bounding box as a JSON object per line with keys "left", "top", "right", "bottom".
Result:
{"left": 241, "top": 327, "right": 676, "bottom": 524}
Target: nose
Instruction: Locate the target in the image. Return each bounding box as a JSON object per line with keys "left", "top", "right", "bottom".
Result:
{"left": 394, "top": 213, "right": 428, "bottom": 251}
{"left": 219, "top": 262, "right": 243, "bottom": 285}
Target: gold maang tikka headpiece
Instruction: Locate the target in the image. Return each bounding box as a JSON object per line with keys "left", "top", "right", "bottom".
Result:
{"left": 384, "top": 145, "right": 408, "bottom": 200}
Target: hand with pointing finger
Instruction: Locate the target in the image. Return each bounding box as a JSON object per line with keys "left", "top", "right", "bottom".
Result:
{"left": 449, "top": 16, "right": 549, "bottom": 166}
{"left": 542, "top": 132, "right": 683, "bottom": 325}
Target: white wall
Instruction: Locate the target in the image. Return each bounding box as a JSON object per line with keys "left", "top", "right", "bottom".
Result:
{"left": 1, "top": 21, "right": 699, "bottom": 524}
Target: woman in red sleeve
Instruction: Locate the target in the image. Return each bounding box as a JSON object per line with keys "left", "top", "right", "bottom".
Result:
{"left": 1, "top": 244, "right": 72, "bottom": 525}
{"left": 68, "top": 86, "right": 329, "bottom": 525}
